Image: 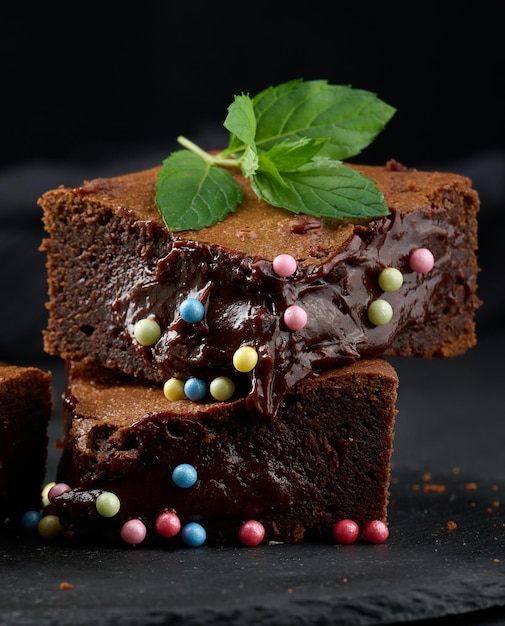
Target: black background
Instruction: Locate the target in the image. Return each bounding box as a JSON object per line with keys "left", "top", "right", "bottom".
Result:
{"left": 1, "top": 3, "right": 504, "bottom": 366}
{"left": 2, "top": 4, "right": 503, "bottom": 168}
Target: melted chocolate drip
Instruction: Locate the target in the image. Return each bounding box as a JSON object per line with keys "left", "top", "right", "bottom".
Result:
{"left": 113, "top": 208, "right": 463, "bottom": 418}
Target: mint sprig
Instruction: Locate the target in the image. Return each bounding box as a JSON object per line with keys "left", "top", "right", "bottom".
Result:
{"left": 155, "top": 79, "right": 396, "bottom": 231}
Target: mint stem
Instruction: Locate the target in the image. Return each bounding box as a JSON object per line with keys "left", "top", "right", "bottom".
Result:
{"left": 177, "top": 136, "right": 240, "bottom": 168}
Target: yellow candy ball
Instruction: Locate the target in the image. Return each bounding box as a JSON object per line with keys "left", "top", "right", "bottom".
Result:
{"left": 163, "top": 377, "right": 186, "bottom": 401}
{"left": 133, "top": 318, "right": 162, "bottom": 346}
{"left": 232, "top": 346, "right": 259, "bottom": 373}
{"left": 38, "top": 514, "right": 64, "bottom": 540}
{"left": 41, "top": 482, "right": 56, "bottom": 508}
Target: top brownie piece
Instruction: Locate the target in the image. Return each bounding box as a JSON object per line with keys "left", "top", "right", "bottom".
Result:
{"left": 39, "top": 161, "right": 480, "bottom": 418}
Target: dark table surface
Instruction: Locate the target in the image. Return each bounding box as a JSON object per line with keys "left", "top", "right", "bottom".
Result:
{"left": 1, "top": 149, "right": 505, "bottom": 625}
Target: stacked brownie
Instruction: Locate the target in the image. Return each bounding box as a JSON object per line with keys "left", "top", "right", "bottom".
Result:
{"left": 37, "top": 160, "right": 480, "bottom": 546}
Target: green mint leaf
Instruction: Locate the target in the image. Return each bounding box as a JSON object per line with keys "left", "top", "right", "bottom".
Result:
{"left": 227, "top": 78, "right": 396, "bottom": 160}
{"left": 155, "top": 150, "right": 243, "bottom": 231}
{"left": 250, "top": 158, "right": 389, "bottom": 220}
{"left": 259, "top": 137, "right": 328, "bottom": 172}
{"left": 224, "top": 93, "right": 257, "bottom": 148}
{"left": 240, "top": 145, "right": 259, "bottom": 179}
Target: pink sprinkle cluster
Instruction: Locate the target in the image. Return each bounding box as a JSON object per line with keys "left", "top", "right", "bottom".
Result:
{"left": 333, "top": 519, "right": 389, "bottom": 544}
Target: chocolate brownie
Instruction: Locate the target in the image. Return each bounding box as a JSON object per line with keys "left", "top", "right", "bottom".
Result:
{"left": 0, "top": 364, "right": 52, "bottom": 527}
{"left": 53, "top": 358, "right": 397, "bottom": 545}
{"left": 39, "top": 160, "right": 480, "bottom": 418}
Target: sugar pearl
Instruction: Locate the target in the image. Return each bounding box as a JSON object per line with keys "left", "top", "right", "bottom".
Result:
{"left": 41, "top": 482, "right": 56, "bottom": 508}
{"left": 378, "top": 267, "right": 403, "bottom": 292}
{"left": 38, "top": 514, "right": 64, "bottom": 540}
{"left": 163, "top": 377, "right": 186, "bottom": 401}
{"left": 180, "top": 297, "right": 205, "bottom": 323}
{"left": 364, "top": 519, "right": 389, "bottom": 543}
{"left": 120, "top": 518, "right": 147, "bottom": 545}
{"left": 409, "top": 248, "right": 434, "bottom": 274}
{"left": 233, "top": 346, "right": 259, "bottom": 372}
{"left": 155, "top": 511, "right": 181, "bottom": 538}
{"left": 272, "top": 254, "right": 297, "bottom": 277}
{"left": 238, "top": 520, "right": 265, "bottom": 546}
{"left": 96, "top": 491, "right": 121, "bottom": 517}
{"left": 47, "top": 482, "right": 71, "bottom": 503}
{"left": 367, "top": 299, "right": 393, "bottom": 326}
{"left": 209, "top": 376, "right": 235, "bottom": 401}
{"left": 184, "top": 377, "right": 208, "bottom": 401}
{"left": 283, "top": 305, "right": 307, "bottom": 331}
{"left": 333, "top": 519, "right": 360, "bottom": 544}
{"left": 133, "top": 318, "right": 162, "bottom": 346}
{"left": 181, "top": 522, "right": 206, "bottom": 547}
{"left": 172, "top": 463, "right": 198, "bottom": 488}
{"left": 21, "top": 510, "right": 42, "bottom": 534}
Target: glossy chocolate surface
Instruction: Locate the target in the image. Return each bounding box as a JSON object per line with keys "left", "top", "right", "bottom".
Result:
{"left": 115, "top": 206, "right": 474, "bottom": 417}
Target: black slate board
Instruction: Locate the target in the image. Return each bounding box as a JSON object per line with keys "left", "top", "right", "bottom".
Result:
{"left": 1, "top": 468, "right": 505, "bottom": 626}
{"left": 2, "top": 333, "right": 505, "bottom": 625}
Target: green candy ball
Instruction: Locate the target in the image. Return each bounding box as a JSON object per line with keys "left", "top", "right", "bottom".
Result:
{"left": 133, "top": 318, "right": 162, "bottom": 346}
{"left": 378, "top": 267, "right": 403, "bottom": 292}
{"left": 209, "top": 376, "right": 235, "bottom": 401}
{"left": 96, "top": 491, "right": 121, "bottom": 518}
{"left": 367, "top": 299, "right": 393, "bottom": 326}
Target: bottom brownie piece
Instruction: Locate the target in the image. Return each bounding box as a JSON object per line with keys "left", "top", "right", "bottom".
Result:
{"left": 52, "top": 358, "right": 398, "bottom": 546}
{"left": 0, "top": 364, "right": 52, "bottom": 527}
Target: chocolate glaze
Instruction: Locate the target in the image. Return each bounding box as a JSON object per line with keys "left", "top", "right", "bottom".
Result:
{"left": 113, "top": 206, "right": 467, "bottom": 418}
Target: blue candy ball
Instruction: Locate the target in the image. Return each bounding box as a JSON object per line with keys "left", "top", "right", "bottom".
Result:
{"left": 21, "top": 510, "right": 42, "bottom": 534}
{"left": 172, "top": 463, "right": 198, "bottom": 488}
{"left": 181, "top": 522, "right": 206, "bottom": 547}
{"left": 184, "top": 377, "right": 207, "bottom": 401}
{"left": 180, "top": 298, "right": 205, "bottom": 323}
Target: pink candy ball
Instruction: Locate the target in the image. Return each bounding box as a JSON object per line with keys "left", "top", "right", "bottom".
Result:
{"left": 155, "top": 511, "right": 181, "bottom": 538}
{"left": 47, "top": 483, "right": 71, "bottom": 503}
{"left": 120, "top": 518, "right": 147, "bottom": 545}
{"left": 409, "top": 248, "right": 434, "bottom": 274}
{"left": 238, "top": 520, "right": 266, "bottom": 546}
{"left": 364, "top": 520, "right": 389, "bottom": 544}
{"left": 284, "top": 305, "right": 307, "bottom": 331}
{"left": 272, "top": 254, "right": 297, "bottom": 277}
{"left": 333, "top": 519, "right": 360, "bottom": 544}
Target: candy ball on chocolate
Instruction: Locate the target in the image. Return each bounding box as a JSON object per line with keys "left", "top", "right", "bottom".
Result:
{"left": 367, "top": 299, "right": 393, "bottom": 326}
{"left": 283, "top": 305, "right": 307, "bottom": 331}
{"left": 209, "top": 376, "right": 235, "bottom": 401}
{"left": 163, "top": 377, "right": 186, "bottom": 401}
{"left": 378, "top": 267, "right": 403, "bottom": 292}
{"left": 96, "top": 491, "right": 121, "bottom": 517}
{"left": 133, "top": 318, "right": 162, "bottom": 346}
{"left": 233, "top": 346, "right": 259, "bottom": 372}
{"left": 184, "top": 377, "right": 207, "bottom": 401}
{"left": 409, "top": 248, "right": 434, "bottom": 274}
{"left": 172, "top": 463, "right": 198, "bottom": 488}
{"left": 272, "top": 253, "right": 297, "bottom": 277}
{"left": 180, "top": 297, "right": 205, "bottom": 323}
